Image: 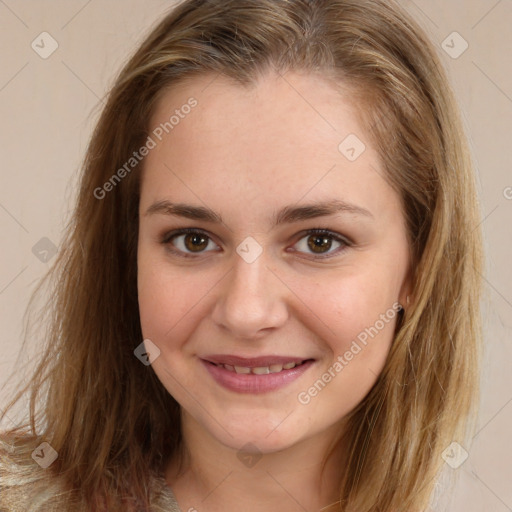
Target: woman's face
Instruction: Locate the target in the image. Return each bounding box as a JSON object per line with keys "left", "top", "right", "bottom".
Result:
{"left": 137, "top": 71, "right": 412, "bottom": 453}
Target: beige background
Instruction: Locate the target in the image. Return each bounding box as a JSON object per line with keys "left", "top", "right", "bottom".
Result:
{"left": 0, "top": 1, "right": 511, "bottom": 510}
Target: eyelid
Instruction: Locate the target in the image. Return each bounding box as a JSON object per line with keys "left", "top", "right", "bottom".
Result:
{"left": 160, "top": 227, "right": 213, "bottom": 244}
{"left": 160, "top": 227, "right": 352, "bottom": 259}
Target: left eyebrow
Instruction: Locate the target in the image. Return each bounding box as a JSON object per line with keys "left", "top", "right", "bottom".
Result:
{"left": 272, "top": 199, "right": 374, "bottom": 226}
{"left": 144, "top": 198, "right": 374, "bottom": 226}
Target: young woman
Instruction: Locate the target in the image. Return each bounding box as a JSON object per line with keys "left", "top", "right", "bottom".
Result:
{"left": 0, "top": 0, "right": 484, "bottom": 510}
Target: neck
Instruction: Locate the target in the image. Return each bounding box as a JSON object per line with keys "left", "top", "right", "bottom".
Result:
{"left": 165, "top": 411, "right": 347, "bottom": 512}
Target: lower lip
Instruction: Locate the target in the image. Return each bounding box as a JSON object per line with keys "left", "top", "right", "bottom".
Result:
{"left": 201, "top": 359, "right": 315, "bottom": 394}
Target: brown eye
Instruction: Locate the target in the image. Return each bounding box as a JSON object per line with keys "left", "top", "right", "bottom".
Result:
{"left": 182, "top": 232, "right": 209, "bottom": 252}
{"left": 307, "top": 234, "right": 333, "bottom": 254}
{"left": 292, "top": 229, "right": 350, "bottom": 258}
{"left": 163, "top": 229, "right": 219, "bottom": 256}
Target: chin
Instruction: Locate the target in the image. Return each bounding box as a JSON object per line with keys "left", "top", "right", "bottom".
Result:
{"left": 202, "top": 412, "right": 307, "bottom": 454}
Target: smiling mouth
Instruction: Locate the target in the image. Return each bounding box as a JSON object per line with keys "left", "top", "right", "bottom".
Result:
{"left": 201, "top": 356, "right": 316, "bottom": 394}
{"left": 204, "top": 359, "right": 314, "bottom": 375}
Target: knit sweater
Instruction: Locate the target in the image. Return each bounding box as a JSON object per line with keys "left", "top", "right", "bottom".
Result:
{"left": 0, "top": 440, "right": 182, "bottom": 512}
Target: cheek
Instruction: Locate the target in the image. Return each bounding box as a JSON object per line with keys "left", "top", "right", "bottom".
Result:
{"left": 295, "top": 267, "right": 401, "bottom": 367}
{"left": 137, "top": 253, "right": 214, "bottom": 347}
{"left": 293, "top": 273, "right": 401, "bottom": 415}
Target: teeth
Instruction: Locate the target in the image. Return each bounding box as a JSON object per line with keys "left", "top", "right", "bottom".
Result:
{"left": 252, "top": 366, "right": 270, "bottom": 375}
{"left": 221, "top": 361, "right": 303, "bottom": 374}
{"left": 234, "top": 366, "right": 251, "bottom": 374}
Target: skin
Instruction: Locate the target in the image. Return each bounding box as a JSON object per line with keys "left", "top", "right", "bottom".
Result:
{"left": 137, "top": 70, "right": 412, "bottom": 512}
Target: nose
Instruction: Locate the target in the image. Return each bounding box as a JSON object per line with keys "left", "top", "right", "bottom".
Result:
{"left": 211, "top": 250, "right": 289, "bottom": 340}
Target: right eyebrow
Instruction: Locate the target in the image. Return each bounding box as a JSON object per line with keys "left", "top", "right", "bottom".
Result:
{"left": 144, "top": 201, "right": 222, "bottom": 223}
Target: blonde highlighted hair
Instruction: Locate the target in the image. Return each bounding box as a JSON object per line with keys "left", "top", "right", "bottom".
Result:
{"left": 0, "top": 0, "right": 483, "bottom": 510}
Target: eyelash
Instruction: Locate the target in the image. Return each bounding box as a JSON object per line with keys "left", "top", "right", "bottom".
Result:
{"left": 160, "top": 227, "right": 352, "bottom": 260}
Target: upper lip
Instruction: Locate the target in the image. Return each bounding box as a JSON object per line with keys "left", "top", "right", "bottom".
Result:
{"left": 202, "top": 355, "right": 313, "bottom": 368}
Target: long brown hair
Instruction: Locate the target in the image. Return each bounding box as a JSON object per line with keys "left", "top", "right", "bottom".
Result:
{"left": 0, "top": 0, "right": 483, "bottom": 510}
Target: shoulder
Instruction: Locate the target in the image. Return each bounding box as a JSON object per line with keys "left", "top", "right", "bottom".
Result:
{"left": 149, "top": 475, "right": 182, "bottom": 512}
{"left": 0, "top": 433, "right": 73, "bottom": 512}
{"left": 1, "top": 434, "right": 181, "bottom": 512}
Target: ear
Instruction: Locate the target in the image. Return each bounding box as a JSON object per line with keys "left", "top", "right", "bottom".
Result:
{"left": 398, "top": 263, "right": 414, "bottom": 310}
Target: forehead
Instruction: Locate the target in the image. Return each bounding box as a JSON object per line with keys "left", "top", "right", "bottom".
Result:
{"left": 149, "top": 70, "right": 363, "bottom": 152}
{"left": 141, "top": 71, "right": 399, "bottom": 225}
